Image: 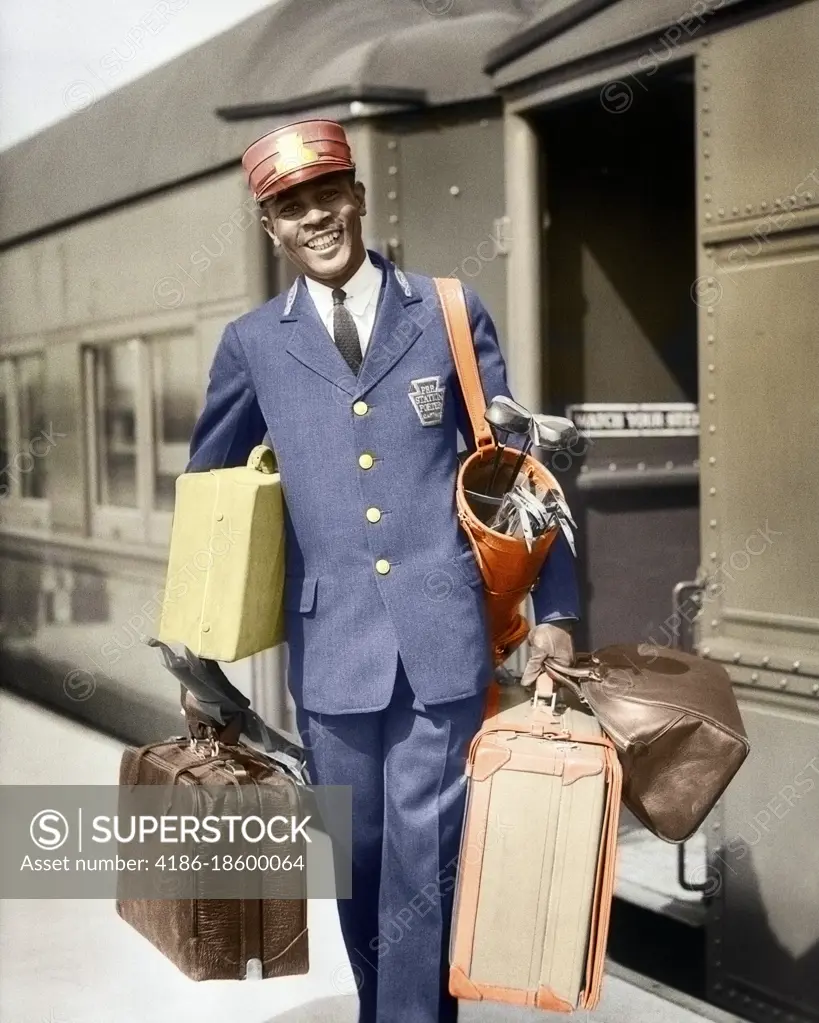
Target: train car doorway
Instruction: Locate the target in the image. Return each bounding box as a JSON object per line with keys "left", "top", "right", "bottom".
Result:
{"left": 536, "top": 63, "right": 700, "bottom": 654}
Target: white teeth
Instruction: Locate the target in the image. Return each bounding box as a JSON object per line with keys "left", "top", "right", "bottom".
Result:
{"left": 306, "top": 230, "right": 341, "bottom": 251}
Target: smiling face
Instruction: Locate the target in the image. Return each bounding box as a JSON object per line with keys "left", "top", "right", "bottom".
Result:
{"left": 260, "top": 171, "right": 367, "bottom": 289}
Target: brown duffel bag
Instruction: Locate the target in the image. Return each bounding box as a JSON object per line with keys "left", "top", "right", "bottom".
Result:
{"left": 116, "top": 730, "right": 309, "bottom": 981}
{"left": 542, "top": 644, "right": 750, "bottom": 843}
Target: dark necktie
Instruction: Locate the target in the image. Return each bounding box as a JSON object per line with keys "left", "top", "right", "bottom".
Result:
{"left": 332, "top": 288, "right": 362, "bottom": 375}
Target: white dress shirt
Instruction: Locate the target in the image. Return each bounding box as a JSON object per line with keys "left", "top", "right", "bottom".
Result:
{"left": 304, "top": 253, "right": 383, "bottom": 357}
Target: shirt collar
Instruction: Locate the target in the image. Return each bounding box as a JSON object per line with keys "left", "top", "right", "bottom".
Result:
{"left": 304, "top": 253, "right": 382, "bottom": 318}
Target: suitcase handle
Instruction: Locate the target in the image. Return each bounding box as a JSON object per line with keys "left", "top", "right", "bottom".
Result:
{"left": 247, "top": 445, "right": 276, "bottom": 474}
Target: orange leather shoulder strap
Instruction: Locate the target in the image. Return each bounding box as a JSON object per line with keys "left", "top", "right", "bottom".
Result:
{"left": 433, "top": 278, "right": 493, "bottom": 450}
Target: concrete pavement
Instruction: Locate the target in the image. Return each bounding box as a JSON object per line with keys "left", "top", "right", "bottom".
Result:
{"left": 0, "top": 690, "right": 745, "bottom": 1023}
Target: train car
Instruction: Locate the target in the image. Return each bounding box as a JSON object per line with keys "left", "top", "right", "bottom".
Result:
{"left": 0, "top": 0, "right": 816, "bottom": 1019}
{"left": 486, "top": 1, "right": 819, "bottom": 1020}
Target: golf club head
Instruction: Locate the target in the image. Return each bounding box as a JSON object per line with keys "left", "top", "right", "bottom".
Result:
{"left": 485, "top": 395, "right": 532, "bottom": 436}
{"left": 530, "top": 414, "right": 578, "bottom": 451}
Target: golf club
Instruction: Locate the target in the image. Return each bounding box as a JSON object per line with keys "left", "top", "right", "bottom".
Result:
{"left": 484, "top": 395, "right": 533, "bottom": 496}
{"left": 503, "top": 415, "right": 578, "bottom": 495}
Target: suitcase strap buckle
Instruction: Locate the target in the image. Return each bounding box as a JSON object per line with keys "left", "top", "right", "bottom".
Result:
{"left": 189, "top": 734, "right": 221, "bottom": 759}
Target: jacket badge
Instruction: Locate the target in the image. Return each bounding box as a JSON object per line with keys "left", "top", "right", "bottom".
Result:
{"left": 394, "top": 267, "right": 413, "bottom": 298}
{"left": 408, "top": 376, "right": 445, "bottom": 426}
{"left": 283, "top": 279, "right": 299, "bottom": 316}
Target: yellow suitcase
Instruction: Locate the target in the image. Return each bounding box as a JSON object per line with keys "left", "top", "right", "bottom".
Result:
{"left": 158, "top": 445, "right": 286, "bottom": 661}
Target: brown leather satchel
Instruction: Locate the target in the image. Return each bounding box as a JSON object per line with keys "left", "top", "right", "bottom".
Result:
{"left": 543, "top": 644, "right": 750, "bottom": 843}
{"left": 116, "top": 733, "right": 309, "bottom": 981}
{"left": 434, "top": 277, "right": 564, "bottom": 665}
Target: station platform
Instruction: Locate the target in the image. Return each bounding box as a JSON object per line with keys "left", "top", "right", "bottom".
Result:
{"left": 0, "top": 689, "right": 747, "bottom": 1023}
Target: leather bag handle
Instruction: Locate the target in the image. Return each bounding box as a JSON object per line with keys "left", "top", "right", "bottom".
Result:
{"left": 433, "top": 278, "right": 494, "bottom": 451}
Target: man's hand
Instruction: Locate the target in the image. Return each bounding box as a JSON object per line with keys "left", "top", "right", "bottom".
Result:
{"left": 520, "top": 621, "right": 575, "bottom": 687}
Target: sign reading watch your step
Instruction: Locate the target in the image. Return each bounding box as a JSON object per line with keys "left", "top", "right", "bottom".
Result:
{"left": 566, "top": 403, "right": 699, "bottom": 438}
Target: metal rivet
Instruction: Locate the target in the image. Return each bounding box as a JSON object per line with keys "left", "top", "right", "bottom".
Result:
{"left": 387, "top": 140, "right": 397, "bottom": 150}
{"left": 387, "top": 190, "right": 397, "bottom": 200}
{"left": 708, "top": 364, "right": 715, "bottom": 371}
{"left": 480, "top": 118, "right": 489, "bottom": 127}
{"left": 733, "top": 652, "right": 741, "bottom": 663}
{"left": 779, "top": 678, "right": 789, "bottom": 689}
{"left": 449, "top": 185, "right": 460, "bottom": 196}
{"left": 709, "top": 486, "right": 717, "bottom": 495}
{"left": 709, "top": 425, "right": 716, "bottom": 433}
{"left": 608, "top": 462, "right": 617, "bottom": 471}
{"left": 705, "top": 193, "right": 712, "bottom": 201}
{"left": 703, "top": 128, "right": 711, "bottom": 137}
{"left": 751, "top": 672, "right": 759, "bottom": 682}
{"left": 388, "top": 165, "right": 398, "bottom": 175}
{"left": 709, "top": 519, "right": 717, "bottom": 527}
{"left": 732, "top": 206, "right": 739, "bottom": 214}
{"left": 202, "top": 623, "right": 210, "bottom": 633}
{"left": 711, "top": 619, "right": 719, "bottom": 627}
{"left": 762, "top": 655, "right": 770, "bottom": 666}
{"left": 761, "top": 201, "right": 767, "bottom": 210}
{"left": 702, "top": 647, "right": 711, "bottom": 656}
{"left": 665, "top": 460, "right": 674, "bottom": 470}
{"left": 710, "top": 552, "right": 717, "bottom": 560}
{"left": 709, "top": 456, "right": 716, "bottom": 465}
{"left": 805, "top": 191, "right": 814, "bottom": 201}
{"left": 708, "top": 392, "right": 716, "bottom": 401}
{"left": 812, "top": 684, "right": 819, "bottom": 695}
{"left": 389, "top": 214, "right": 399, "bottom": 224}
{"left": 793, "top": 661, "right": 801, "bottom": 671}
{"left": 717, "top": 206, "right": 724, "bottom": 216}
{"left": 637, "top": 461, "right": 646, "bottom": 470}
{"left": 705, "top": 212, "right": 713, "bottom": 221}
{"left": 216, "top": 512, "right": 224, "bottom": 521}
{"left": 707, "top": 334, "right": 715, "bottom": 342}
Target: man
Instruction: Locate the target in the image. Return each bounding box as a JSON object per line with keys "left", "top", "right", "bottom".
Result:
{"left": 187, "top": 119, "right": 579, "bottom": 1023}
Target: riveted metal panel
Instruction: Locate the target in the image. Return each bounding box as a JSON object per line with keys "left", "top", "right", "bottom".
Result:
{"left": 707, "top": 689, "right": 819, "bottom": 1022}
{"left": 694, "top": 12, "right": 819, "bottom": 1020}
{"left": 700, "top": 2, "right": 819, "bottom": 231}
{"left": 391, "top": 110, "right": 508, "bottom": 333}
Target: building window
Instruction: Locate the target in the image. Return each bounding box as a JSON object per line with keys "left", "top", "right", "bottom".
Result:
{"left": 86, "top": 333, "right": 199, "bottom": 543}
{"left": 0, "top": 353, "right": 48, "bottom": 503}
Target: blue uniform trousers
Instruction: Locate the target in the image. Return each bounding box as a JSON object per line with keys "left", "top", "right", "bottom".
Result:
{"left": 295, "top": 654, "right": 488, "bottom": 1023}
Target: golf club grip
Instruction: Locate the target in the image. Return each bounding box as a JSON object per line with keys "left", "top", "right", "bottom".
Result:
{"left": 433, "top": 278, "right": 493, "bottom": 450}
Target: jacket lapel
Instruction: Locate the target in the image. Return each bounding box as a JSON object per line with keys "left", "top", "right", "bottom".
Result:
{"left": 355, "top": 250, "right": 424, "bottom": 398}
{"left": 281, "top": 250, "right": 425, "bottom": 398}
{"left": 282, "top": 278, "right": 357, "bottom": 396}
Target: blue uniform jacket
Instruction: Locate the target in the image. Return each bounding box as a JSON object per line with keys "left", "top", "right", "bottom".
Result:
{"left": 187, "top": 249, "right": 579, "bottom": 713}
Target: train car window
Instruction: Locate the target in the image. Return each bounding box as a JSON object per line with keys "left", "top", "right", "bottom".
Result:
{"left": 91, "top": 341, "right": 138, "bottom": 508}
{"left": 0, "top": 354, "right": 47, "bottom": 504}
{"left": 17, "top": 355, "right": 46, "bottom": 500}
{"left": 150, "top": 335, "right": 198, "bottom": 513}
{"left": 0, "top": 362, "right": 8, "bottom": 498}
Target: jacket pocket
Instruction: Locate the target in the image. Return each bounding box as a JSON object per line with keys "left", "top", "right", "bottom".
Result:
{"left": 283, "top": 574, "right": 318, "bottom": 613}
{"left": 451, "top": 548, "right": 484, "bottom": 589}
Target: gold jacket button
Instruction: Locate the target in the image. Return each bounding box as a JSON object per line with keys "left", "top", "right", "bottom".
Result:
{"left": 353, "top": 400, "right": 369, "bottom": 416}
{"left": 366, "top": 507, "right": 382, "bottom": 523}
{"left": 375, "top": 559, "right": 391, "bottom": 575}
{"left": 358, "top": 452, "right": 374, "bottom": 469}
